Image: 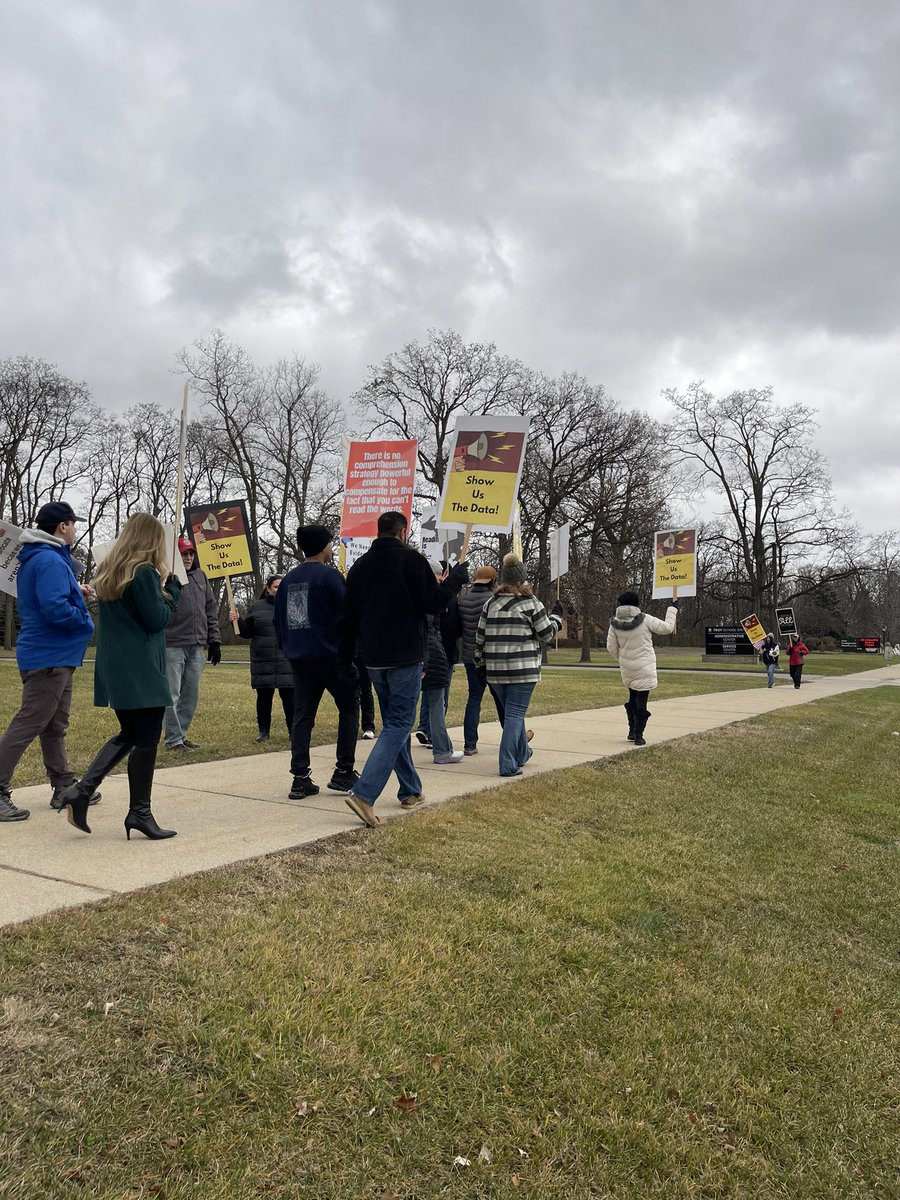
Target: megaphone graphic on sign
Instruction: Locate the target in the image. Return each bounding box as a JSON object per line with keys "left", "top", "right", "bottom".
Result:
{"left": 201, "top": 512, "right": 220, "bottom": 533}
{"left": 466, "top": 433, "right": 489, "bottom": 460}
{"left": 663, "top": 533, "right": 676, "bottom": 550}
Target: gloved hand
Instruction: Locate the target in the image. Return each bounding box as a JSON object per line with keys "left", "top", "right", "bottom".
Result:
{"left": 449, "top": 561, "right": 470, "bottom": 584}
{"left": 671, "top": 599, "right": 680, "bottom": 609}
{"left": 475, "top": 661, "right": 487, "bottom": 686}
{"left": 164, "top": 574, "right": 182, "bottom": 594}
{"left": 551, "top": 600, "right": 564, "bottom": 617}
{"left": 207, "top": 643, "right": 222, "bottom": 665}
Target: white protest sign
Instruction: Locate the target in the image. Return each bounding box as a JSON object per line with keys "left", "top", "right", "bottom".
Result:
{"left": 549, "top": 523, "right": 571, "bottom": 582}
{"left": 340, "top": 536, "right": 372, "bottom": 573}
{"left": 0, "top": 519, "right": 24, "bottom": 598}
{"left": 93, "top": 524, "right": 189, "bottom": 584}
{"left": 419, "top": 505, "right": 465, "bottom": 565}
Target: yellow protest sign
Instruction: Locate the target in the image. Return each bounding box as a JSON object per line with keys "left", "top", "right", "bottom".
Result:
{"left": 740, "top": 612, "right": 767, "bottom": 648}
{"left": 437, "top": 416, "right": 530, "bottom": 532}
{"left": 185, "top": 500, "right": 256, "bottom": 578}
{"left": 652, "top": 528, "right": 697, "bottom": 598}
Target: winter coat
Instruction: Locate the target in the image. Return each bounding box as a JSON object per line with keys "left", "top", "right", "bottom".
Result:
{"left": 606, "top": 604, "right": 677, "bottom": 691}
{"left": 440, "top": 600, "right": 463, "bottom": 666}
{"left": 13, "top": 530, "right": 94, "bottom": 670}
{"left": 458, "top": 582, "right": 494, "bottom": 663}
{"left": 760, "top": 640, "right": 780, "bottom": 665}
{"left": 238, "top": 595, "right": 294, "bottom": 689}
{"left": 274, "top": 561, "right": 346, "bottom": 661}
{"left": 340, "top": 537, "right": 468, "bottom": 669}
{"left": 94, "top": 565, "right": 180, "bottom": 709}
{"left": 787, "top": 639, "right": 809, "bottom": 667}
{"left": 474, "top": 593, "right": 562, "bottom": 685}
{"left": 164, "top": 564, "right": 219, "bottom": 648}
{"left": 423, "top": 613, "right": 451, "bottom": 691}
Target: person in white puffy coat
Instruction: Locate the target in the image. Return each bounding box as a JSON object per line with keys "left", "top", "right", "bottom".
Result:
{"left": 606, "top": 590, "right": 678, "bottom": 745}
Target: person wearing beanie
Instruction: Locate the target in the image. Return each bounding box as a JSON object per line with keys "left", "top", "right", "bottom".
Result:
{"left": 474, "top": 553, "right": 562, "bottom": 777}
{"left": 162, "top": 535, "right": 221, "bottom": 752}
{"left": 338, "top": 510, "right": 469, "bottom": 827}
{"left": 0, "top": 500, "right": 96, "bottom": 822}
{"left": 457, "top": 563, "right": 503, "bottom": 754}
{"left": 273, "top": 525, "right": 359, "bottom": 798}
{"left": 228, "top": 575, "right": 295, "bottom": 741}
{"left": 606, "top": 590, "right": 678, "bottom": 746}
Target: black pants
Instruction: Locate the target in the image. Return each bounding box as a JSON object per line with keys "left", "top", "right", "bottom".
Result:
{"left": 789, "top": 664, "right": 803, "bottom": 688}
{"left": 628, "top": 688, "right": 649, "bottom": 716}
{"left": 256, "top": 687, "right": 294, "bottom": 734}
{"left": 356, "top": 660, "right": 376, "bottom": 732}
{"left": 289, "top": 656, "right": 359, "bottom": 777}
{"left": 114, "top": 707, "right": 165, "bottom": 749}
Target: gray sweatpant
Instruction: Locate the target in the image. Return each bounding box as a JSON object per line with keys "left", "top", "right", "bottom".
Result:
{"left": 0, "top": 666, "right": 77, "bottom": 790}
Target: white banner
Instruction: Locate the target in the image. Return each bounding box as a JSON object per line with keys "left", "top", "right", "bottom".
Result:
{"left": 0, "top": 519, "right": 24, "bottom": 598}
{"left": 549, "top": 523, "right": 571, "bottom": 581}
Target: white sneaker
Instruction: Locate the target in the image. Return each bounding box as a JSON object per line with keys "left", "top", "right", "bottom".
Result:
{"left": 362, "top": 729, "right": 376, "bottom": 740}
{"left": 433, "top": 751, "right": 464, "bottom": 764}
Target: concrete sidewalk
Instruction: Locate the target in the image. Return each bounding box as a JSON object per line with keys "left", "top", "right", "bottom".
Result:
{"left": 2, "top": 665, "right": 897, "bottom": 929}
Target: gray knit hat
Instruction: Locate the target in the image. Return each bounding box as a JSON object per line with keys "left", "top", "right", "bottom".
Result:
{"left": 500, "top": 552, "right": 527, "bottom": 586}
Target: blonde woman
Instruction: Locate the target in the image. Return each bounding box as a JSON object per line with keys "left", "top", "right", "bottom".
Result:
{"left": 61, "top": 514, "right": 181, "bottom": 839}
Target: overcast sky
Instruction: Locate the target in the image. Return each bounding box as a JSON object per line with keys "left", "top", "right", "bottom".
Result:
{"left": 4, "top": 0, "right": 899, "bottom": 532}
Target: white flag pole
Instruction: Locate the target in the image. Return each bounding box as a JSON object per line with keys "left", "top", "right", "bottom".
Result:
{"left": 171, "top": 383, "right": 189, "bottom": 575}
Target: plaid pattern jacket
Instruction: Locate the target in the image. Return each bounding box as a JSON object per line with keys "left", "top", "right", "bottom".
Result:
{"left": 474, "top": 593, "right": 562, "bottom": 685}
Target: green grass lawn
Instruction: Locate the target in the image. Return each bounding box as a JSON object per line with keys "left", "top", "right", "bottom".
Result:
{"left": 1, "top": 688, "right": 897, "bottom": 1197}
{"left": 0, "top": 662, "right": 765, "bottom": 791}
{"left": 547, "top": 646, "right": 888, "bottom": 676}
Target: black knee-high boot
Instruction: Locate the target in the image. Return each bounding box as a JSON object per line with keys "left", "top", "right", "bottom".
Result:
{"left": 61, "top": 735, "right": 132, "bottom": 834}
{"left": 124, "top": 746, "right": 176, "bottom": 841}
{"left": 624, "top": 702, "right": 636, "bottom": 741}
{"left": 634, "top": 710, "right": 652, "bottom": 747}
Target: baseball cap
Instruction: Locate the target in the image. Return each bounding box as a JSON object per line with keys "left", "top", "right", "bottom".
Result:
{"left": 36, "top": 501, "right": 82, "bottom": 526}
{"left": 178, "top": 537, "right": 195, "bottom": 553}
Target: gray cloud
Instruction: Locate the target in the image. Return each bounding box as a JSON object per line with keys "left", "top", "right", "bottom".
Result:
{"left": 3, "top": 0, "right": 899, "bottom": 531}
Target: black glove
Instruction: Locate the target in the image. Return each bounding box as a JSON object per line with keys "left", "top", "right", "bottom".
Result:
{"left": 551, "top": 600, "right": 564, "bottom": 617}
{"left": 671, "top": 599, "right": 680, "bottom": 609}
{"left": 207, "top": 643, "right": 222, "bottom": 665}
{"left": 475, "top": 662, "right": 487, "bottom": 686}
{"left": 164, "top": 574, "right": 182, "bottom": 593}
{"left": 449, "top": 561, "right": 470, "bottom": 584}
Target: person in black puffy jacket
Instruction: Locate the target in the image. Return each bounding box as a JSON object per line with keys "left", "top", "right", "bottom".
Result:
{"left": 229, "top": 576, "right": 295, "bottom": 742}
{"left": 422, "top": 561, "right": 464, "bottom": 764}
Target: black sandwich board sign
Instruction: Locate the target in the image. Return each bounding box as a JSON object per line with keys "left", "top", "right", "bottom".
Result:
{"left": 705, "top": 626, "right": 756, "bottom": 656}
{"left": 775, "top": 607, "right": 797, "bottom": 636}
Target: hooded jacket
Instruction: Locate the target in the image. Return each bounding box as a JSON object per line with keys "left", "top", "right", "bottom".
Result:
{"left": 606, "top": 604, "right": 677, "bottom": 691}
{"left": 14, "top": 530, "right": 94, "bottom": 670}
{"left": 458, "top": 582, "right": 494, "bottom": 663}
{"left": 164, "top": 562, "right": 219, "bottom": 648}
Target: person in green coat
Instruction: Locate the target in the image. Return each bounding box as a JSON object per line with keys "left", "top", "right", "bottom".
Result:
{"left": 62, "top": 514, "right": 182, "bottom": 840}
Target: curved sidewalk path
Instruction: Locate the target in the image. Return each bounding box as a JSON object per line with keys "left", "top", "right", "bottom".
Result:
{"left": 2, "top": 665, "right": 897, "bottom": 929}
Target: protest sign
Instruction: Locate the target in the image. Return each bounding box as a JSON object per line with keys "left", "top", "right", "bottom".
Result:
{"left": 775, "top": 606, "right": 797, "bottom": 636}
{"left": 740, "top": 612, "right": 767, "bottom": 649}
{"left": 186, "top": 501, "right": 256, "bottom": 579}
{"left": 0, "top": 519, "right": 23, "bottom": 598}
{"left": 549, "top": 523, "right": 571, "bottom": 582}
{"left": 339, "top": 536, "right": 371, "bottom": 574}
{"left": 437, "top": 416, "right": 530, "bottom": 536}
{"left": 651, "top": 528, "right": 698, "bottom": 599}
{"left": 340, "top": 439, "right": 417, "bottom": 539}
{"left": 419, "top": 505, "right": 465, "bottom": 565}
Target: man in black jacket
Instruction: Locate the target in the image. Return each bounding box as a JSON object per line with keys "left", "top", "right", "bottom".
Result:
{"left": 163, "top": 537, "right": 221, "bottom": 752}
{"left": 339, "top": 511, "right": 468, "bottom": 827}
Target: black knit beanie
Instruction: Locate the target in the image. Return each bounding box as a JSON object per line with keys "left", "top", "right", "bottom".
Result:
{"left": 296, "top": 525, "right": 333, "bottom": 557}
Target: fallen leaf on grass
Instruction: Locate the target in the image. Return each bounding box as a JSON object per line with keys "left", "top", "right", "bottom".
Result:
{"left": 832, "top": 1007, "right": 842, "bottom": 1023}
{"left": 452, "top": 1156, "right": 471, "bottom": 1167}
{"left": 511, "top": 1172, "right": 521, "bottom": 1185}
{"left": 428, "top": 1054, "right": 443, "bottom": 1073}
{"left": 103, "top": 1002, "right": 116, "bottom": 1017}
{"left": 687, "top": 1111, "right": 700, "bottom": 1126}
{"left": 294, "top": 1099, "right": 308, "bottom": 1117}
{"left": 394, "top": 1093, "right": 420, "bottom": 1114}
{"left": 478, "top": 1144, "right": 492, "bottom": 1163}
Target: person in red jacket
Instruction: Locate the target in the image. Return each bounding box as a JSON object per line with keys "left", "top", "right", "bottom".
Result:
{"left": 787, "top": 635, "right": 809, "bottom": 688}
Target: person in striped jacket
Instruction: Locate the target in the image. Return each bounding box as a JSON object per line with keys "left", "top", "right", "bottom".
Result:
{"left": 474, "top": 553, "right": 562, "bottom": 777}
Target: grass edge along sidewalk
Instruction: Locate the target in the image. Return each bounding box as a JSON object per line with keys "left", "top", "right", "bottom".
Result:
{"left": 1, "top": 685, "right": 897, "bottom": 1198}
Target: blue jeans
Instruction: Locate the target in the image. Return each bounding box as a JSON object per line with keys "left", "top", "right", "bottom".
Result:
{"left": 164, "top": 646, "right": 206, "bottom": 748}
{"left": 352, "top": 664, "right": 423, "bottom": 805}
{"left": 462, "top": 662, "right": 505, "bottom": 748}
{"left": 491, "top": 682, "right": 536, "bottom": 776}
{"left": 766, "top": 662, "right": 776, "bottom": 687}
{"left": 417, "top": 674, "right": 451, "bottom": 737}
{"left": 425, "top": 688, "right": 453, "bottom": 757}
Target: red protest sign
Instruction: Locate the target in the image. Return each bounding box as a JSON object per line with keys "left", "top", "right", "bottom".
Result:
{"left": 340, "top": 440, "right": 417, "bottom": 539}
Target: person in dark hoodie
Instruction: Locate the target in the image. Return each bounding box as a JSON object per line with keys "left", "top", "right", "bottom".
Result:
{"left": 273, "top": 525, "right": 359, "bottom": 799}
{"left": 606, "top": 590, "right": 678, "bottom": 746}
{"left": 339, "top": 510, "right": 468, "bottom": 827}
{"left": 0, "top": 501, "right": 96, "bottom": 822}
{"left": 163, "top": 537, "right": 221, "bottom": 752}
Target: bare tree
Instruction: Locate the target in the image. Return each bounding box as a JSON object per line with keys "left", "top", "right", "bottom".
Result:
{"left": 354, "top": 328, "right": 524, "bottom": 494}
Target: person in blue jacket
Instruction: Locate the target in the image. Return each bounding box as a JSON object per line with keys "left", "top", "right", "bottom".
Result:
{"left": 0, "top": 501, "right": 96, "bottom": 822}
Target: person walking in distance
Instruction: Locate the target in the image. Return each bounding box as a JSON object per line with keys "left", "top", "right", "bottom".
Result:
{"left": 786, "top": 634, "right": 809, "bottom": 688}
{"left": 760, "top": 632, "right": 780, "bottom": 688}
{"left": 339, "top": 511, "right": 469, "bottom": 827}
{"left": 61, "top": 514, "right": 181, "bottom": 839}
{"left": 0, "top": 502, "right": 97, "bottom": 823}
{"left": 229, "top": 575, "right": 295, "bottom": 742}
{"left": 163, "top": 537, "right": 221, "bottom": 752}
{"left": 606, "top": 590, "right": 677, "bottom": 746}
{"left": 474, "top": 553, "right": 562, "bottom": 777}
{"left": 273, "top": 525, "right": 359, "bottom": 799}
